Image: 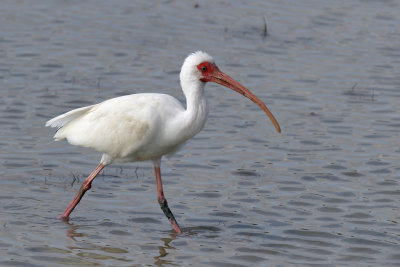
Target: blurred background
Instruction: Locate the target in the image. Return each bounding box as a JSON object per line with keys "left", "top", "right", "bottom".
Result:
{"left": 0, "top": 0, "right": 399, "bottom": 266}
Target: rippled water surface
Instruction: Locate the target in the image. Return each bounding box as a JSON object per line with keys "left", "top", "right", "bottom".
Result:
{"left": 1, "top": 0, "right": 400, "bottom": 266}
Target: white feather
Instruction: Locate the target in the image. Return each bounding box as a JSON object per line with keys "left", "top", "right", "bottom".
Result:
{"left": 46, "top": 51, "right": 213, "bottom": 165}
{"left": 45, "top": 105, "right": 95, "bottom": 130}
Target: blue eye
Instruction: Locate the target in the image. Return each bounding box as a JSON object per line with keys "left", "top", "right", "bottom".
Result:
{"left": 201, "top": 66, "right": 207, "bottom": 71}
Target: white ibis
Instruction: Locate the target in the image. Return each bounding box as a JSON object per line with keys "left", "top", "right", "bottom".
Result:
{"left": 46, "top": 51, "right": 281, "bottom": 234}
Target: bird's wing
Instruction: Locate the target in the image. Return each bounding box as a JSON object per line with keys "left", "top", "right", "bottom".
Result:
{"left": 46, "top": 105, "right": 95, "bottom": 130}
{"left": 47, "top": 94, "right": 185, "bottom": 161}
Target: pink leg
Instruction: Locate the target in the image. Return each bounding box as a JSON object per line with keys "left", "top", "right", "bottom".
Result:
{"left": 59, "top": 163, "right": 105, "bottom": 220}
{"left": 154, "top": 164, "right": 183, "bottom": 234}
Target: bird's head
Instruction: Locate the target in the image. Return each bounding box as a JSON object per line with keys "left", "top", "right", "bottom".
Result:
{"left": 180, "top": 51, "right": 215, "bottom": 83}
{"left": 180, "top": 51, "right": 281, "bottom": 133}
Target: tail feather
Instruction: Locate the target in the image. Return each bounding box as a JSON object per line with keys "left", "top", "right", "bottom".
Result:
{"left": 46, "top": 105, "right": 94, "bottom": 129}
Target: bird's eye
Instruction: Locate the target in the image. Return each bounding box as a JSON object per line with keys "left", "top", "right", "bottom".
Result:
{"left": 201, "top": 66, "right": 207, "bottom": 72}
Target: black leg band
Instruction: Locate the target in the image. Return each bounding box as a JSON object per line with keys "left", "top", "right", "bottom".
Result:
{"left": 158, "top": 198, "right": 177, "bottom": 222}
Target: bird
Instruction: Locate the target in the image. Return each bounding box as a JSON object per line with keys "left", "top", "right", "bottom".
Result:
{"left": 46, "top": 51, "right": 281, "bottom": 234}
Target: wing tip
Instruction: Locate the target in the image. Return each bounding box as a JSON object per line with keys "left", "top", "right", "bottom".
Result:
{"left": 45, "top": 118, "right": 61, "bottom": 128}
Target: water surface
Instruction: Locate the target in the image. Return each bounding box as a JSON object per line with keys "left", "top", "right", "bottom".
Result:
{"left": 1, "top": 0, "right": 400, "bottom": 266}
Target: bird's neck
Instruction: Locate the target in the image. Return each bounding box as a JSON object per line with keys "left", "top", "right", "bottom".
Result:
{"left": 181, "top": 80, "right": 209, "bottom": 138}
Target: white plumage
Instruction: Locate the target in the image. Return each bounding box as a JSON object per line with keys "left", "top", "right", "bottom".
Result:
{"left": 46, "top": 51, "right": 280, "bottom": 233}
{"left": 47, "top": 52, "right": 214, "bottom": 165}
{"left": 47, "top": 93, "right": 194, "bottom": 165}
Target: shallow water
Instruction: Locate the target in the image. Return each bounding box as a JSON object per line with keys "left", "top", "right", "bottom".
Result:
{"left": 1, "top": 0, "right": 400, "bottom": 266}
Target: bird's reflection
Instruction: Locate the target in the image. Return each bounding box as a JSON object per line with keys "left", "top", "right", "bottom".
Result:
{"left": 61, "top": 219, "right": 179, "bottom": 265}
{"left": 60, "top": 219, "right": 221, "bottom": 266}
{"left": 152, "top": 226, "right": 221, "bottom": 266}
{"left": 153, "top": 236, "right": 177, "bottom": 266}
{"left": 60, "top": 218, "right": 85, "bottom": 242}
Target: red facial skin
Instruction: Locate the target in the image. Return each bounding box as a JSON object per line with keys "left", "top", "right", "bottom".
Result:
{"left": 197, "top": 62, "right": 281, "bottom": 133}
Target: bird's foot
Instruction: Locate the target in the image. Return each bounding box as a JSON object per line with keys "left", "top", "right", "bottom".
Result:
{"left": 56, "top": 215, "right": 69, "bottom": 221}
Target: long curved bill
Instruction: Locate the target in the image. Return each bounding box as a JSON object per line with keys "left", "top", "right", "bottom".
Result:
{"left": 210, "top": 68, "right": 281, "bottom": 133}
